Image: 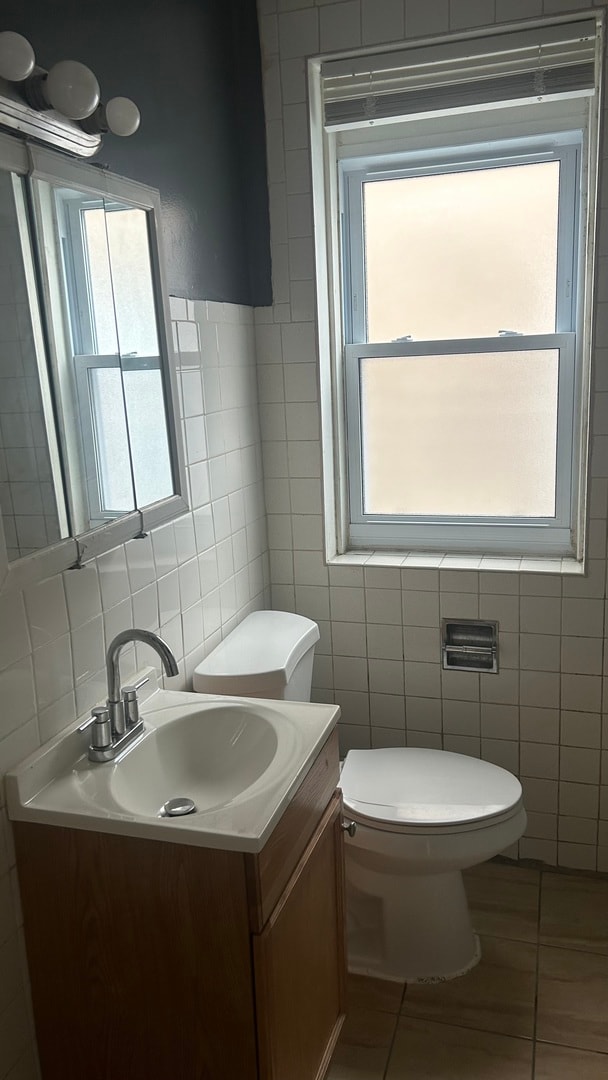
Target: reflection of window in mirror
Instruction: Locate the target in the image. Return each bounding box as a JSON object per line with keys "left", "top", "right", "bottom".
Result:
{"left": 34, "top": 182, "right": 174, "bottom": 533}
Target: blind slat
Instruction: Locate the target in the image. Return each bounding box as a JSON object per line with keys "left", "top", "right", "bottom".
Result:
{"left": 322, "top": 18, "right": 598, "bottom": 129}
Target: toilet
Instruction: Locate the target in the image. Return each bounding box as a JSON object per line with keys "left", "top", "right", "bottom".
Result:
{"left": 193, "top": 609, "right": 320, "bottom": 700}
{"left": 194, "top": 610, "right": 527, "bottom": 983}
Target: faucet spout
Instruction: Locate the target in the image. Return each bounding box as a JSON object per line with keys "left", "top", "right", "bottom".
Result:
{"left": 106, "top": 628, "right": 179, "bottom": 736}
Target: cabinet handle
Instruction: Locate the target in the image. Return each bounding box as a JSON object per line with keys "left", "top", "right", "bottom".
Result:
{"left": 342, "top": 820, "right": 357, "bottom": 837}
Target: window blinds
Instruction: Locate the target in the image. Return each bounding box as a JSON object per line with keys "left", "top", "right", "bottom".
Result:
{"left": 321, "top": 18, "right": 599, "bottom": 129}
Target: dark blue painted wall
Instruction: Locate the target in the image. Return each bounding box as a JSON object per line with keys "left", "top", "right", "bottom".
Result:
{"left": 1, "top": 0, "right": 271, "bottom": 304}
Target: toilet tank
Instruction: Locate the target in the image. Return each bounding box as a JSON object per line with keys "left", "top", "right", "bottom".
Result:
{"left": 192, "top": 610, "right": 320, "bottom": 701}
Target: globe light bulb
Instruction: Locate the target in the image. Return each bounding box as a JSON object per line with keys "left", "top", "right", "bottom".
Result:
{"left": 105, "top": 96, "right": 140, "bottom": 137}
{"left": 0, "top": 31, "right": 35, "bottom": 82}
{"left": 44, "top": 60, "right": 100, "bottom": 119}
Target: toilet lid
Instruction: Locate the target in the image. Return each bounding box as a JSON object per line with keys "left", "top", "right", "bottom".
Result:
{"left": 340, "top": 748, "right": 522, "bottom": 827}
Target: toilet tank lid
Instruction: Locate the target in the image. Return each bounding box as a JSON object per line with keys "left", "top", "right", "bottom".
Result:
{"left": 194, "top": 611, "right": 320, "bottom": 685}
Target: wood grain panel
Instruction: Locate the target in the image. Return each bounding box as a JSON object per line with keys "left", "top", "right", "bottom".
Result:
{"left": 245, "top": 729, "right": 340, "bottom": 932}
{"left": 253, "top": 794, "right": 347, "bottom": 1080}
{"left": 14, "top": 823, "right": 257, "bottom": 1080}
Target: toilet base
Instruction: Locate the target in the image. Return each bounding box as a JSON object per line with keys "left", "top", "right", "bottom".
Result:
{"left": 348, "top": 935, "right": 481, "bottom": 985}
{"left": 346, "top": 868, "right": 482, "bottom": 983}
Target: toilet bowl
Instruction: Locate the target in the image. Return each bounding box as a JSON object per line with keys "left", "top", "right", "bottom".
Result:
{"left": 193, "top": 610, "right": 527, "bottom": 983}
{"left": 340, "top": 746, "right": 526, "bottom": 982}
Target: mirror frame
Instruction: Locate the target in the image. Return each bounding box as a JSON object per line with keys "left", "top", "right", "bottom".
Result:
{"left": 0, "top": 132, "right": 188, "bottom": 593}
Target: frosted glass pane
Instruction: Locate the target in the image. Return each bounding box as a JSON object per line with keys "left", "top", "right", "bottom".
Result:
{"left": 122, "top": 369, "right": 173, "bottom": 506}
{"left": 89, "top": 368, "right": 136, "bottom": 514}
{"left": 364, "top": 162, "right": 560, "bottom": 342}
{"left": 360, "top": 351, "right": 558, "bottom": 517}
{"left": 82, "top": 205, "right": 158, "bottom": 357}
{"left": 82, "top": 207, "right": 119, "bottom": 354}
{"left": 103, "top": 206, "right": 159, "bottom": 357}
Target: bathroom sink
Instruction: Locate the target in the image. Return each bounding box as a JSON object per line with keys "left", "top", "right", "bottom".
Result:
{"left": 5, "top": 680, "right": 339, "bottom": 852}
{"left": 104, "top": 704, "right": 278, "bottom": 818}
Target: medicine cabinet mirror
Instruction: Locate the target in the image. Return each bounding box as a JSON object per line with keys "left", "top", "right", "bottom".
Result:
{"left": 0, "top": 134, "right": 187, "bottom": 590}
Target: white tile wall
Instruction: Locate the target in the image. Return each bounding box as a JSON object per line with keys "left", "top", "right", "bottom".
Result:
{"left": 257, "top": 0, "right": 608, "bottom": 876}
{"left": 0, "top": 299, "right": 268, "bottom": 1080}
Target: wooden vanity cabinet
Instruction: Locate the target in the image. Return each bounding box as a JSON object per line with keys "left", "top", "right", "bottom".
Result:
{"left": 254, "top": 795, "right": 346, "bottom": 1080}
{"left": 13, "top": 729, "right": 345, "bottom": 1080}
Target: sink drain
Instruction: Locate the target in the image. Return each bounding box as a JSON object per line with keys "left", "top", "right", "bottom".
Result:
{"left": 161, "top": 797, "right": 197, "bottom": 817}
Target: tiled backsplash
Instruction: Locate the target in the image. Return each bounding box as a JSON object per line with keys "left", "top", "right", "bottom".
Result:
{"left": 256, "top": 0, "right": 608, "bottom": 877}
{"left": 0, "top": 298, "right": 269, "bottom": 1080}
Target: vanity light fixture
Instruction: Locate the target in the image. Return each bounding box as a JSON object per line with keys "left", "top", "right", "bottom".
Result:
{"left": 81, "top": 95, "right": 141, "bottom": 137}
{"left": 31, "top": 59, "right": 101, "bottom": 120}
{"left": 0, "top": 30, "right": 35, "bottom": 82}
{"left": 0, "top": 30, "right": 140, "bottom": 155}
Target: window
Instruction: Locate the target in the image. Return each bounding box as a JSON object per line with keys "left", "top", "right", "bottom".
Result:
{"left": 310, "top": 15, "right": 602, "bottom": 562}
{"left": 342, "top": 137, "right": 579, "bottom": 554}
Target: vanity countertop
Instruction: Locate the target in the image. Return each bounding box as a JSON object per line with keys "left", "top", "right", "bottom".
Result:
{"left": 5, "top": 686, "right": 340, "bottom": 853}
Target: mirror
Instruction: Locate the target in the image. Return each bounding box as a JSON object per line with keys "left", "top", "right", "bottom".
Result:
{"left": 0, "top": 168, "right": 65, "bottom": 559}
{"left": 0, "top": 136, "right": 186, "bottom": 573}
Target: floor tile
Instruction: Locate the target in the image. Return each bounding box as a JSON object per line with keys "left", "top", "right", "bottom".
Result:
{"left": 327, "top": 1043, "right": 389, "bottom": 1080}
{"left": 534, "top": 1042, "right": 608, "bottom": 1079}
{"left": 539, "top": 873, "right": 608, "bottom": 955}
{"left": 385, "top": 1017, "right": 533, "bottom": 1079}
{"left": 536, "top": 945, "right": 608, "bottom": 1053}
{"left": 339, "top": 1006, "right": 398, "bottom": 1050}
{"left": 465, "top": 871, "right": 539, "bottom": 943}
{"left": 347, "top": 972, "right": 405, "bottom": 1014}
{"left": 466, "top": 861, "right": 541, "bottom": 887}
{"left": 400, "top": 936, "right": 537, "bottom": 1039}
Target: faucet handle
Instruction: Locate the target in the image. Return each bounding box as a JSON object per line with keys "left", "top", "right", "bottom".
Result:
{"left": 122, "top": 676, "right": 149, "bottom": 729}
{"left": 78, "top": 705, "right": 110, "bottom": 732}
{"left": 79, "top": 706, "right": 112, "bottom": 752}
{"left": 122, "top": 676, "right": 149, "bottom": 701}
{"left": 90, "top": 706, "right": 112, "bottom": 750}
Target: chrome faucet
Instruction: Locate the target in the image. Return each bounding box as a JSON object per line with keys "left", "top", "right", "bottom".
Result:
{"left": 79, "top": 629, "right": 179, "bottom": 763}
{"left": 107, "top": 628, "right": 179, "bottom": 735}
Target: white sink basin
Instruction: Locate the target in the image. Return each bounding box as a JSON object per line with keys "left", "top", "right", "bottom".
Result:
{"left": 6, "top": 683, "right": 340, "bottom": 852}
{"left": 109, "top": 704, "right": 279, "bottom": 817}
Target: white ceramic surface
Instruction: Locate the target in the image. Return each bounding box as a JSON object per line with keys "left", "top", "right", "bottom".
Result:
{"left": 193, "top": 609, "right": 319, "bottom": 696}
{"left": 340, "top": 747, "right": 524, "bottom": 827}
{"left": 341, "top": 746, "right": 527, "bottom": 982}
{"left": 5, "top": 681, "right": 339, "bottom": 853}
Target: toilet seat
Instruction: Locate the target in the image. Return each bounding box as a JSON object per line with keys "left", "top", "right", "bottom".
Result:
{"left": 341, "top": 748, "right": 523, "bottom": 835}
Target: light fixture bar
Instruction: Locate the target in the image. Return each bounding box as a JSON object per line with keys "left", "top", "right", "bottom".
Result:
{"left": 0, "top": 74, "right": 101, "bottom": 156}
{"left": 0, "top": 31, "right": 140, "bottom": 156}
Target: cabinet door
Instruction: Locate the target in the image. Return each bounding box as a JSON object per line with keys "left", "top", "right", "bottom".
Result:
{"left": 253, "top": 794, "right": 347, "bottom": 1080}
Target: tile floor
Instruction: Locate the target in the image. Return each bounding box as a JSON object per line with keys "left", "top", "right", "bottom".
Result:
{"left": 328, "top": 862, "right": 608, "bottom": 1079}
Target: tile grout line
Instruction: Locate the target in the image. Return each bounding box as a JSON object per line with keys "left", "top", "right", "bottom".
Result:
{"left": 392, "top": 1014, "right": 535, "bottom": 1043}
{"left": 381, "top": 983, "right": 407, "bottom": 1080}
{"left": 535, "top": 1037, "right": 608, "bottom": 1058}
{"left": 531, "top": 866, "right": 544, "bottom": 1079}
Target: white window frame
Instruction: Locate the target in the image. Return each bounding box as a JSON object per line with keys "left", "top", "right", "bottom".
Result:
{"left": 339, "top": 135, "right": 582, "bottom": 557}
{"left": 309, "top": 57, "right": 602, "bottom": 568}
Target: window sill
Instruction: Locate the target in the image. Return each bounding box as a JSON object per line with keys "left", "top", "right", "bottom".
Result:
{"left": 328, "top": 551, "right": 585, "bottom": 575}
